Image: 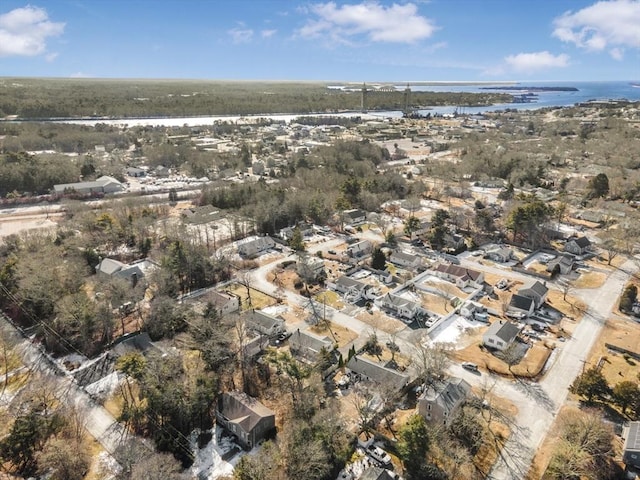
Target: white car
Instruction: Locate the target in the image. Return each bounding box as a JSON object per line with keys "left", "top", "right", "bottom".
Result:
{"left": 367, "top": 445, "right": 392, "bottom": 465}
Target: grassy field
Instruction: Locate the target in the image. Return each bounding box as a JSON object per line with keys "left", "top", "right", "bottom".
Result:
{"left": 573, "top": 271, "right": 607, "bottom": 289}
{"left": 309, "top": 321, "right": 358, "bottom": 348}
{"left": 452, "top": 341, "right": 554, "bottom": 378}
{"left": 315, "top": 290, "right": 345, "bottom": 310}
{"left": 228, "top": 283, "right": 277, "bottom": 310}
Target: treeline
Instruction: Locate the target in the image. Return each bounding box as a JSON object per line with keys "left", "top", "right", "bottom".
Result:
{"left": 199, "top": 140, "right": 417, "bottom": 235}
{"left": 0, "top": 78, "right": 511, "bottom": 118}
{"left": 0, "top": 152, "right": 81, "bottom": 196}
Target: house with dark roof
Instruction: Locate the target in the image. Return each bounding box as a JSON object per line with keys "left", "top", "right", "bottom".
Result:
{"left": 508, "top": 294, "right": 535, "bottom": 318}
{"left": 289, "top": 329, "right": 333, "bottom": 363}
{"left": 433, "top": 263, "right": 484, "bottom": 289}
{"left": 622, "top": 421, "right": 640, "bottom": 470}
{"left": 360, "top": 466, "right": 400, "bottom": 480}
{"left": 564, "top": 236, "right": 592, "bottom": 255}
{"left": 245, "top": 310, "right": 285, "bottom": 337}
{"left": 483, "top": 320, "right": 522, "bottom": 351}
{"left": 346, "top": 355, "right": 410, "bottom": 393}
{"left": 518, "top": 280, "right": 549, "bottom": 309}
{"left": 444, "top": 233, "right": 465, "bottom": 250}
{"left": 418, "top": 377, "right": 471, "bottom": 426}
{"left": 216, "top": 392, "right": 276, "bottom": 449}
{"left": 377, "top": 293, "right": 422, "bottom": 321}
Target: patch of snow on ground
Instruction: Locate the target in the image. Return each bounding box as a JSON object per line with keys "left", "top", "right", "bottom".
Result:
{"left": 190, "top": 427, "right": 244, "bottom": 480}
{"left": 96, "top": 451, "right": 122, "bottom": 479}
{"left": 426, "top": 315, "right": 482, "bottom": 346}
{"left": 85, "top": 371, "right": 121, "bottom": 399}
{"left": 262, "top": 304, "right": 289, "bottom": 316}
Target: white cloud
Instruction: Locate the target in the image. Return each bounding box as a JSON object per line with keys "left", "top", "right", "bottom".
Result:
{"left": 228, "top": 27, "right": 253, "bottom": 44}
{"left": 297, "top": 2, "right": 436, "bottom": 45}
{"left": 0, "top": 6, "right": 64, "bottom": 57}
{"left": 261, "top": 29, "right": 277, "bottom": 38}
{"left": 503, "top": 51, "right": 570, "bottom": 73}
{"left": 0, "top": 6, "right": 65, "bottom": 57}
{"left": 553, "top": 0, "right": 640, "bottom": 58}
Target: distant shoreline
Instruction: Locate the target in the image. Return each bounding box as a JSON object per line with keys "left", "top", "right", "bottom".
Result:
{"left": 480, "top": 86, "right": 579, "bottom": 92}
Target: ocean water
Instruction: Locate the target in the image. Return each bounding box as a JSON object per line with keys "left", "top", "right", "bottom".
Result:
{"left": 405, "top": 81, "right": 640, "bottom": 116}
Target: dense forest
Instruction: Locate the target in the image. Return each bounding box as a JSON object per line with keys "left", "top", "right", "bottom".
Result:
{"left": 0, "top": 78, "right": 512, "bottom": 118}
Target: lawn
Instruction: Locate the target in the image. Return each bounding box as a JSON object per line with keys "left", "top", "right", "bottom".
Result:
{"left": 419, "top": 292, "right": 453, "bottom": 316}
{"left": 228, "top": 283, "right": 277, "bottom": 310}
{"left": 309, "top": 321, "right": 358, "bottom": 348}
{"left": 452, "top": 341, "right": 554, "bottom": 378}
{"left": 315, "top": 290, "right": 344, "bottom": 310}
{"left": 573, "top": 271, "right": 607, "bottom": 289}
{"left": 355, "top": 309, "right": 406, "bottom": 334}
{"left": 585, "top": 316, "right": 640, "bottom": 391}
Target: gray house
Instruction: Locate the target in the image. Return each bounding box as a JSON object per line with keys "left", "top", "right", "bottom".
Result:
{"left": 508, "top": 294, "right": 535, "bottom": 318}
{"left": 216, "top": 392, "right": 275, "bottom": 449}
{"left": 389, "top": 250, "right": 423, "bottom": 270}
{"left": 483, "top": 320, "right": 522, "bottom": 351}
{"left": 418, "top": 377, "right": 471, "bottom": 426}
{"left": 96, "top": 258, "right": 157, "bottom": 286}
{"left": 289, "top": 329, "right": 333, "bottom": 363}
{"left": 54, "top": 175, "right": 124, "bottom": 195}
{"left": 346, "top": 355, "right": 410, "bottom": 393}
{"left": 237, "top": 236, "right": 276, "bottom": 257}
{"left": 332, "top": 276, "right": 375, "bottom": 303}
{"left": 377, "top": 292, "right": 422, "bottom": 321}
{"left": 518, "top": 280, "right": 549, "bottom": 309}
{"left": 564, "top": 236, "right": 592, "bottom": 255}
{"left": 245, "top": 310, "right": 285, "bottom": 337}
{"left": 623, "top": 421, "right": 640, "bottom": 470}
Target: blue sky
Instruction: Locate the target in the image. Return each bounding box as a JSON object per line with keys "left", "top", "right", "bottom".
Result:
{"left": 0, "top": 0, "right": 639, "bottom": 81}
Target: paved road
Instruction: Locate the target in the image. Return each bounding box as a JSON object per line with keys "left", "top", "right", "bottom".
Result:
{"left": 486, "top": 260, "right": 634, "bottom": 479}
{"left": 249, "top": 246, "right": 636, "bottom": 479}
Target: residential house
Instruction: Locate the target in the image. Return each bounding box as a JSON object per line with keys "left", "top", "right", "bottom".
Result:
{"left": 53, "top": 175, "right": 124, "bottom": 195}
{"left": 444, "top": 233, "right": 466, "bottom": 250}
{"left": 546, "top": 255, "right": 574, "bottom": 275}
{"left": 96, "top": 258, "right": 156, "bottom": 286}
{"left": 377, "top": 293, "right": 422, "bottom": 321}
{"left": 154, "top": 165, "right": 171, "bottom": 177}
{"left": 460, "top": 301, "right": 489, "bottom": 322}
{"left": 482, "top": 320, "right": 522, "bottom": 351}
{"left": 518, "top": 280, "right": 549, "bottom": 309}
{"left": 484, "top": 246, "right": 513, "bottom": 263}
{"left": 207, "top": 290, "right": 240, "bottom": 316}
{"left": 360, "top": 466, "right": 400, "bottom": 480}
{"left": 347, "top": 240, "right": 372, "bottom": 258}
{"left": 331, "top": 276, "right": 375, "bottom": 303}
{"left": 346, "top": 355, "right": 410, "bottom": 393}
{"left": 237, "top": 236, "right": 276, "bottom": 257}
{"left": 289, "top": 329, "right": 334, "bottom": 363}
{"left": 508, "top": 294, "right": 535, "bottom": 318}
{"left": 433, "top": 263, "right": 484, "bottom": 289}
{"left": 343, "top": 208, "right": 366, "bottom": 225}
{"left": 414, "top": 220, "right": 431, "bottom": 238}
{"left": 245, "top": 310, "right": 285, "bottom": 337}
{"left": 389, "top": 250, "right": 423, "bottom": 270}
{"left": 216, "top": 392, "right": 275, "bottom": 449}
{"left": 279, "top": 223, "right": 313, "bottom": 241}
{"left": 418, "top": 377, "right": 471, "bottom": 426}
{"left": 622, "top": 421, "right": 640, "bottom": 470}
{"left": 564, "top": 236, "right": 592, "bottom": 255}
{"left": 296, "top": 255, "right": 325, "bottom": 282}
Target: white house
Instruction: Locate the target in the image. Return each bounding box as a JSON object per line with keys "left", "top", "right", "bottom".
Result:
{"left": 484, "top": 246, "right": 513, "bottom": 263}
{"left": 245, "top": 310, "right": 285, "bottom": 337}
{"left": 237, "top": 236, "right": 276, "bottom": 257}
{"left": 331, "top": 276, "right": 376, "bottom": 303}
{"left": 389, "top": 250, "right": 423, "bottom": 270}
{"left": 289, "top": 329, "right": 334, "bottom": 363}
{"left": 346, "top": 355, "right": 410, "bottom": 393}
{"left": 433, "top": 263, "right": 484, "bottom": 289}
{"left": 207, "top": 290, "right": 240, "bottom": 316}
{"left": 482, "top": 320, "right": 522, "bottom": 351}
{"left": 346, "top": 240, "right": 372, "bottom": 258}
{"left": 377, "top": 293, "right": 422, "bottom": 321}
{"left": 343, "top": 209, "right": 366, "bottom": 225}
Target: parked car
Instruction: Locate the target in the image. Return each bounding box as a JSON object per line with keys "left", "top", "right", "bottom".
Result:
{"left": 367, "top": 445, "right": 392, "bottom": 465}
{"left": 462, "top": 362, "right": 479, "bottom": 372}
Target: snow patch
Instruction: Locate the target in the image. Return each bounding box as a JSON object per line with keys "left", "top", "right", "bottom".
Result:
{"left": 85, "top": 371, "right": 121, "bottom": 399}
{"left": 190, "top": 427, "right": 244, "bottom": 480}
